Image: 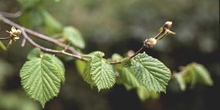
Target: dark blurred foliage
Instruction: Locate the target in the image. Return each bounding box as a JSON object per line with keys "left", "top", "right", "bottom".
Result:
{"left": 0, "top": 0, "right": 219, "bottom": 110}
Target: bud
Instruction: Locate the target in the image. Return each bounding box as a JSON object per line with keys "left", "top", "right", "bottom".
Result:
{"left": 163, "top": 21, "right": 173, "bottom": 29}
{"left": 143, "top": 38, "right": 157, "bottom": 48}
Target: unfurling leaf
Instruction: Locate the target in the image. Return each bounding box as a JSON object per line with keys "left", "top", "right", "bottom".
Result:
{"left": 131, "top": 52, "right": 171, "bottom": 93}
{"left": 20, "top": 50, "right": 65, "bottom": 107}
{"left": 174, "top": 62, "right": 213, "bottom": 91}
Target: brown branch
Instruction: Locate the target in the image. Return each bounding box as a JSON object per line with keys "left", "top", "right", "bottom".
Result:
{"left": 20, "top": 28, "right": 87, "bottom": 61}
{"left": 0, "top": 11, "right": 22, "bottom": 18}
{"left": 1, "top": 12, "right": 175, "bottom": 65}
{"left": 0, "top": 14, "right": 78, "bottom": 54}
{"left": 0, "top": 13, "right": 87, "bottom": 62}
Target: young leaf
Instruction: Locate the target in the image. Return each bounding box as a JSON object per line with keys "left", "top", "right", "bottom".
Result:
{"left": 117, "top": 67, "right": 140, "bottom": 90}
{"left": 49, "top": 55, "right": 65, "bottom": 83}
{"left": 193, "top": 63, "right": 213, "bottom": 86}
{"left": 63, "top": 26, "right": 85, "bottom": 49}
{"left": 0, "top": 41, "right": 7, "bottom": 51}
{"left": 17, "top": 0, "right": 42, "bottom": 10}
{"left": 137, "top": 86, "right": 159, "bottom": 101}
{"left": 42, "top": 10, "right": 63, "bottom": 34}
{"left": 131, "top": 52, "right": 171, "bottom": 93}
{"left": 173, "top": 73, "right": 186, "bottom": 91}
{"left": 178, "top": 63, "right": 213, "bottom": 89}
{"left": 27, "top": 48, "right": 41, "bottom": 60}
{"left": 27, "top": 48, "right": 65, "bottom": 82}
{"left": 18, "top": 9, "right": 44, "bottom": 28}
{"left": 90, "top": 52, "right": 116, "bottom": 91}
{"left": 20, "top": 54, "right": 64, "bottom": 107}
{"left": 76, "top": 60, "right": 95, "bottom": 86}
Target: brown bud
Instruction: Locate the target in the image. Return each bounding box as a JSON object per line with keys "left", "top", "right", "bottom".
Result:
{"left": 143, "top": 38, "right": 157, "bottom": 48}
{"left": 163, "top": 21, "right": 173, "bottom": 29}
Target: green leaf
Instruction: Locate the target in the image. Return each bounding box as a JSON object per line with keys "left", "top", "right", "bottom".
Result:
{"left": 27, "top": 48, "right": 65, "bottom": 82}
{"left": 63, "top": 26, "right": 85, "bottom": 49}
{"left": 137, "top": 86, "right": 159, "bottom": 101}
{"left": 18, "top": 9, "right": 44, "bottom": 28}
{"left": 131, "top": 52, "right": 171, "bottom": 93}
{"left": 117, "top": 67, "right": 140, "bottom": 90}
{"left": 49, "top": 55, "right": 65, "bottom": 83}
{"left": 42, "top": 10, "right": 63, "bottom": 34}
{"left": 27, "top": 48, "right": 41, "bottom": 60}
{"left": 90, "top": 52, "right": 116, "bottom": 91}
{"left": 174, "top": 62, "right": 213, "bottom": 90}
{"left": 17, "top": 0, "right": 42, "bottom": 10}
{"left": 76, "top": 60, "right": 95, "bottom": 86}
{"left": 184, "top": 63, "right": 213, "bottom": 87}
{"left": 173, "top": 73, "right": 186, "bottom": 91}
{"left": 0, "top": 41, "right": 7, "bottom": 51}
{"left": 20, "top": 54, "right": 64, "bottom": 107}
{"left": 193, "top": 63, "right": 213, "bottom": 86}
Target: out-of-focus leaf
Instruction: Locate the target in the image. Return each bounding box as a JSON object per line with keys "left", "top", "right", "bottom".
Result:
{"left": 63, "top": 26, "right": 85, "bottom": 49}
{"left": 0, "top": 41, "right": 7, "bottom": 51}
{"left": 117, "top": 67, "right": 140, "bottom": 90}
{"left": 76, "top": 59, "right": 95, "bottom": 86}
{"left": 18, "top": 9, "right": 44, "bottom": 28}
{"left": 174, "top": 62, "right": 213, "bottom": 91}
{"left": 0, "top": 59, "right": 13, "bottom": 88}
{"left": 137, "top": 86, "right": 159, "bottom": 101}
{"left": 42, "top": 10, "right": 63, "bottom": 34}
{"left": 173, "top": 73, "right": 186, "bottom": 91}
{"left": 193, "top": 63, "right": 213, "bottom": 86}
{"left": 17, "top": 0, "right": 42, "bottom": 9}
{"left": 131, "top": 52, "right": 171, "bottom": 93}
{"left": 27, "top": 48, "right": 41, "bottom": 60}
{"left": 0, "top": 92, "right": 40, "bottom": 110}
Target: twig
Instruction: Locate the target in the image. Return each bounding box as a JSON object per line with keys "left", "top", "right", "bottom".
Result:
{"left": 0, "top": 11, "right": 22, "bottom": 18}
{"left": 0, "top": 36, "right": 11, "bottom": 40}
{"left": 0, "top": 12, "right": 175, "bottom": 65}
{"left": 21, "top": 38, "right": 26, "bottom": 47}
{"left": 20, "top": 28, "right": 87, "bottom": 61}
{"left": 0, "top": 14, "right": 78, "bottom": 54}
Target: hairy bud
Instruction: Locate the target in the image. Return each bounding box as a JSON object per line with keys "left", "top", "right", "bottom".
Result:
{"left": 143, "top": 38, "right": 157, "bottom": 48}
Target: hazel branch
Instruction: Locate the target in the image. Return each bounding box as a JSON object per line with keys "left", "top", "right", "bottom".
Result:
{"left": 0, "top": 13, "right": 87, "bottom": 62}
{"left": 0, "top": 14, "right": 78, "bottom": 54}
{"left": 110, "top": 21, "right": 175, "bottom": 64}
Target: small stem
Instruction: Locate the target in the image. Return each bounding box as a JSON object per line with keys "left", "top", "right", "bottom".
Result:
{"left": 0, "top": 14, "right": 78, "bottom": 54}
{"left": 20, "top": 28, "right": 88, "bottom": 62}
{"left": 129, "top": 46, "right": 145, "bottom": 59}
{"left": 21, "top": 38, "right": 26, "bottom": 47}
{"left": 109, "top": 46, "right": 145, "bottom": 65}
{"left": 0, "top": 11, "right": 22, "bottom": 18}
{"left": 0, "top": 36, "right": 11, "bottom": 40}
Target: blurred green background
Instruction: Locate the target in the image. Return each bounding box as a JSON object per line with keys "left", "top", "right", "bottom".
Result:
{"left": 0, "top": 0, "right": 219, "bottom": 110}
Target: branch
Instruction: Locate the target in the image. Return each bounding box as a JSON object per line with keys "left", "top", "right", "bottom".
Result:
{"left": 0, "top": 11, "right": 22, "bottom": 18}
{"left": 20, "top": 28, "right": 87, "bottom": 61}
{"left": 109, "top": 21, "right": 175, "bottom": 64}
{"left": 0, "top": 13, "right": 87, "bottom": 61}
{"left": 0, "top": 12, "right": 175, "bottom": 65}
{"left": 0, "top": 14, "right": 78, "bottom": 54}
